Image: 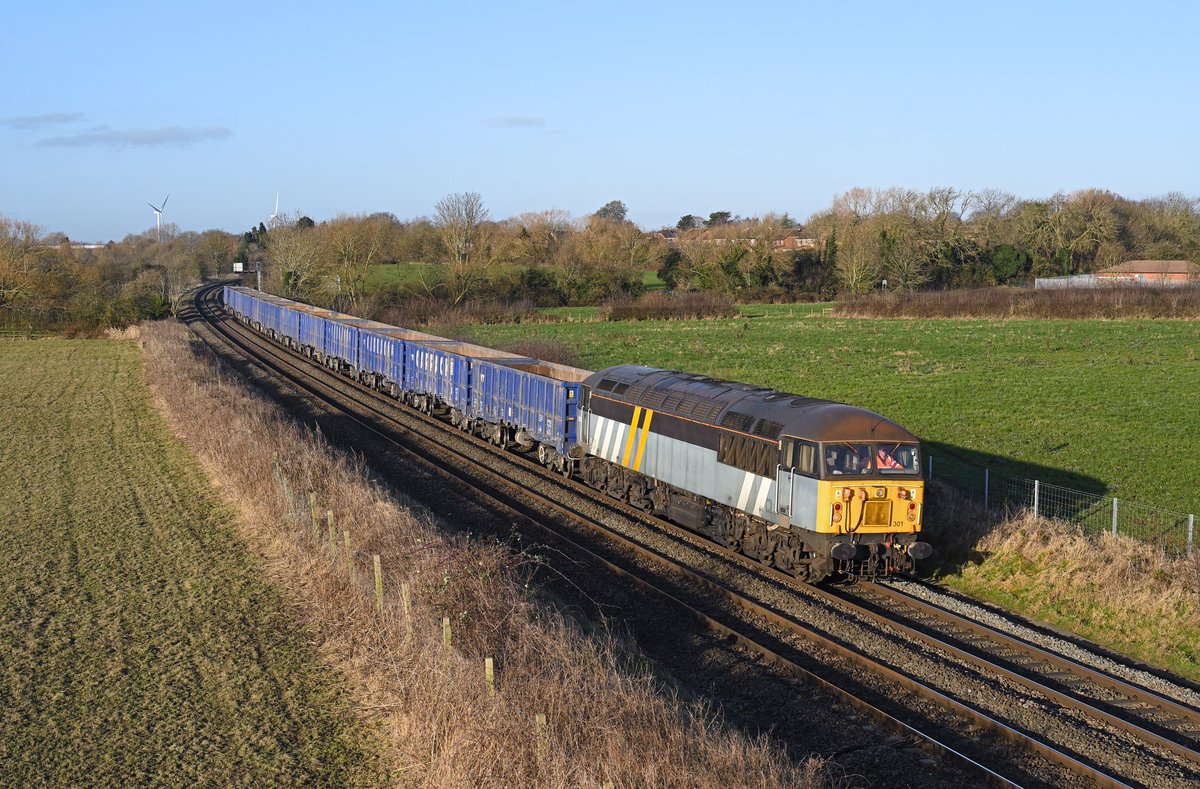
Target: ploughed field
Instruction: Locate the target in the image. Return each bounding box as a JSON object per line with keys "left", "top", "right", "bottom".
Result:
{"left": 0, "top": 340, "right": 380, "bottom": 786}
{"left": 462, "top": 304, "right": 1200, "bottom": 516}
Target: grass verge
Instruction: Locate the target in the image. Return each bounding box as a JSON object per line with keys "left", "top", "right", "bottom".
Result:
{"left": 924, "top": 484, "right": 1200, "bottom": 681}
{"left": 141, "top": 320, "right": 827, "bottom": 787}
{"left": 0, "top": 339, "right": 383, "bottom": 786}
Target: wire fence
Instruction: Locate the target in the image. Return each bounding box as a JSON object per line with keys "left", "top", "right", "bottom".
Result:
{"left": 0, "top": 329, "right": 52, "bottom": 340}
{"left": 927, "top": 453, "right": 1196, "bottom": 558}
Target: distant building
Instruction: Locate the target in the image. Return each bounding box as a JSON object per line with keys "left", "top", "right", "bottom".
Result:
{"left": 1096, "top": 260, "right": 1200, "bottom": 285}
{"left": 772, "top": 235, "right": 818, "bottom": 251}
{"left": 656, "top": 230, "right": 817, "bottom": 253}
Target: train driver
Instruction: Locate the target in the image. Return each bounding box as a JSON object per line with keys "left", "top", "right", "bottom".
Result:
{"left": 876, "top": 446, "right": 904, "bottom": 471}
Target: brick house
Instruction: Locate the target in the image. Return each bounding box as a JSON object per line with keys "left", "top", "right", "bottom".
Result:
{"left": 1096, "top": 260, "right": 1200, "bottom": 285}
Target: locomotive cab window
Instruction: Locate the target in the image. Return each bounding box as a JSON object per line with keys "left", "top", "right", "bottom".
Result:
{"left": 823, "top": 443, "right": 874, "bottom": 476}
{"left": 875, "top": 443, "right": 921, "bottom": 475}
{"left": 779, "top": 438, "right": 817, "bottom": 476}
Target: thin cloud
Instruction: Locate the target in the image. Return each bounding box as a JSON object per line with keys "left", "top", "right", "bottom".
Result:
{"left": 37, "top": 125, "right": 232, "bottom": 150}
{"left": 486, "top": 114, "right": 545, "bottom": 129}
{"left": 5, "top": 112, "right": 85, "bottom": 129}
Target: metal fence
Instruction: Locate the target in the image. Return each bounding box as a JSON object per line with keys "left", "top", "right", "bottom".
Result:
{"left": 0, "top": 329, "right": 51, "bottom": 340}
{"left": 927, "top": 453, "right": 1195, "bottom": 558}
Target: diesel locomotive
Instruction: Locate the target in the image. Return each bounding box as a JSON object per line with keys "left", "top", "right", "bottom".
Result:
{"left": 224, "top": 285, "right": 929, "bottom": 581}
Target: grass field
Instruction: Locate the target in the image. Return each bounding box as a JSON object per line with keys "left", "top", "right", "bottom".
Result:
{"left": 461, "top": 305, "right": 1200, "bottom": 516}
{"left": 365, "top": 261, "right": 444, "bottom": 293}
{"left": 0, "top": 340, "right": 381, "bottom": 786}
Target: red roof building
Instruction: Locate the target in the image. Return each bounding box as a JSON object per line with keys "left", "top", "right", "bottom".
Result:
{"left": 1097, "top": 260, "right": 1200, "bottom": 284}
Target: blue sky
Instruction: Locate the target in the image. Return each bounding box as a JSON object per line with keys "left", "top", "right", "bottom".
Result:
{"left": 2, "top": 1, "right": 1196, "bottom": 242}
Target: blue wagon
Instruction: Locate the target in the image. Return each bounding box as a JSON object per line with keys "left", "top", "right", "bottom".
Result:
{"left": 321, "top": 315, "right": 361, "bottom": 371}
{"left": 471, "top": 358, "right": 581, "bottom": 455}
{"left": 403, "top": 341, "right": 470, "bottom": 413}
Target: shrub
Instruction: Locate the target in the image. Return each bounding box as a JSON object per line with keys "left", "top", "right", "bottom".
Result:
{"left": 832, "top": 284, "right": 1200, "bottom": 320}
{"left": 606, "top": 291, "right": 739, "bottom": 321}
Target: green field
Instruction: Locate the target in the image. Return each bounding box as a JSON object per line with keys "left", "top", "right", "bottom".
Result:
{"left": 365, "top": 261, "right": 444, "bottom": 293}
{"left": 461, "top": 305, "right": 1200, "bottom": 516}
{"left": 0, "top": 341, "right": 381, "bottom": 786}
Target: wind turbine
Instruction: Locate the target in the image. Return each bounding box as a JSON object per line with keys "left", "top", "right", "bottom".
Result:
{"left": 269, "top": 192, "right": 279, "bottom": 224}
{"left": 148, "top": 194, "right": 169, "bottom": 242}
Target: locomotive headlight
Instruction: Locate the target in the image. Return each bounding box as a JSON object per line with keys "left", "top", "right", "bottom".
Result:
{"left": 874, "top": 487, "right": 886, "bottom": 499}
{"left": 832, "top": 502, "right": 843, "bottom": 523}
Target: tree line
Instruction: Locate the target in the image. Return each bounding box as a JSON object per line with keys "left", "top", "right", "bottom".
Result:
{"left": 3, "top": 186, "right": 1197, "bottom": 330}
{"left": 260, "top": 187, "right": 1200, "bottom": 315}
{"left": 806, "top": 187, "right": 1200, "bottom": 293}
{"left": 0, "top": 219, "right": 236, "bottom": 331}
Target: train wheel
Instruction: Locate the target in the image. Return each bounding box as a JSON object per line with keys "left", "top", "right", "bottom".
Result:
{"left": 772, "top": 534, "right": 802, "bottom": 574}
{"left": 742, "top": 522, "right": 774, "bottom": 563}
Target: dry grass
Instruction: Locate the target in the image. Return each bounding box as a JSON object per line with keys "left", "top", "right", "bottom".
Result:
{"left": 377, "top": 298, "right": 553, "bottom": 328}
{"left": 139, "top": 321, "right": 827, "bottom": 788}
{"left": 833, "top": 285, "right": 1200, "bottom": 320}
{"left": 924, "top": 483, "right": 1200, "bottom": 679}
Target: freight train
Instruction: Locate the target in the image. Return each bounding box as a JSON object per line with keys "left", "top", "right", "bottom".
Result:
{"left": 224, "top": 285, "right": 930, "bottom": 581}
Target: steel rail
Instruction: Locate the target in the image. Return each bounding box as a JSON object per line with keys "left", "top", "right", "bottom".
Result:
{"left": 191, "top": 283, "right": 1132, "bottom": 787}
{"left": 843, "top": 580, "right": 1200, "bottom": 761}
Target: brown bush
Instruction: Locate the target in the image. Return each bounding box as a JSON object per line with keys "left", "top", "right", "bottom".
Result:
{"left": 606, "top": 291, "right": 739, "bottom": 321}
{"left": 833, "top": 285, "right": 1200, "bottom": 320}
{"left": 138, "top": 321, "right": 826, "bottom": 788}
{"left": 377, "top": 298, "right": 553, "bottom": 328}
{"left": 490, "top": 339, "right": 582, "bottom": 368}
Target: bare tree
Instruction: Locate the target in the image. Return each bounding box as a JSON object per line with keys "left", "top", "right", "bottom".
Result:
{"left": 195, "top": 230, "right": 237, "bottom": 280}
{"left": 435, "top": 192, "right": 489, "bottom": 266}
{"left": 321, "top": 214, "right": 396, "bottom": 311}
{"left": 263, "top": 215, "right": 323, "bottom": 298}
{"left": 509, "top": 209, "right": 574, "bottom": 267}
{"left": 0, "top": 218, "right": 45, "bottom": 315}
{"left": 834, "top": 224, "right": 881, "bottom": 294}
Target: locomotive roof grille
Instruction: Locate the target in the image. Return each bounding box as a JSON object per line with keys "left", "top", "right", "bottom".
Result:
{"left": 720, "top": 411, "right": 756, "bottom": 432}
{"left": 751, "top": 419, "right": 785, "bottom": 439}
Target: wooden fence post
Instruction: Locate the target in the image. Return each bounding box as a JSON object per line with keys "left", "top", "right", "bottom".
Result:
{"left": 535, "top": 713, "right": 547, "bottom": 763}
{"left": 373, "top": 554, "right": 383, "bottom": 611}
{"left": 401, "top": 583, "right": 412, "bottom": 638}
{"left": 485, "top": 657, "right": 495, "bottom": 698}
{"left": 326, "top": 509, "right": 336, "bottom": 549}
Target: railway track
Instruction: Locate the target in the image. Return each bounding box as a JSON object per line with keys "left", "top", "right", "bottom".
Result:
{"left": 187, "top": 282, "right": 1199, "bottom": 787}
